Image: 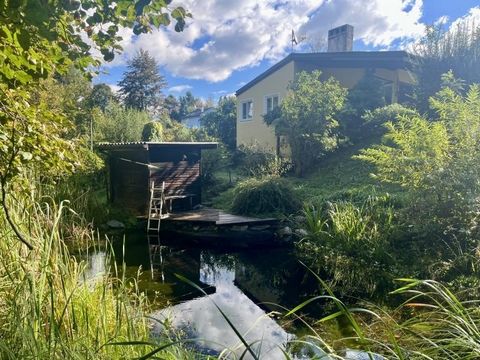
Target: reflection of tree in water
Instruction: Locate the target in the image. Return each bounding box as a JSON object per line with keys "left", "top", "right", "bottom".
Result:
{"left": 233, "top": 249, "right": 324, "bottom": 316}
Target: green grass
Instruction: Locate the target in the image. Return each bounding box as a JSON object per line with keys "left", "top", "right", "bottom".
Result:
{"left": 0, "top": 194, "right": 196, "bottom": 359}
{"left": 212, "top": 140, "right": 401, "bottom": 211}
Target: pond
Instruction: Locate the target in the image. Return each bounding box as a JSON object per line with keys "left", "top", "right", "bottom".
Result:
{"left": 82, "top": 232, "right": 362, "bottom": 359}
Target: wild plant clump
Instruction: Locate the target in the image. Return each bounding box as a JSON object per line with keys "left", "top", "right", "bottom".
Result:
{"left": 231, "top": 176, "right": 301, "bottom": 216}
{"left": 235, "top": 144, "right": 292, "bottom": 178}
{"left": 0, "top": 198, "right": 191, "bottom": 359}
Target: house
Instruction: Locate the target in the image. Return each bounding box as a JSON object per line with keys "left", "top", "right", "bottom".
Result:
{"left": 180, "top": 107, "right": 215, "bottom": 129}
{"left": 98, "top": 141, "right": 217, "bottom": 215}
{"left": 235, "top": 25, "right": 417, "bottom": 155}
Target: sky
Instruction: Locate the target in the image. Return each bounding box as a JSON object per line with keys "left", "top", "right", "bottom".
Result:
{"left": 94, "top": 0, "right": 480, "bottom": 101}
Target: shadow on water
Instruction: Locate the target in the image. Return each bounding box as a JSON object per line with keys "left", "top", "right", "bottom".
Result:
{"left": 82, "top": 231, "right": 336, "bottom": 358}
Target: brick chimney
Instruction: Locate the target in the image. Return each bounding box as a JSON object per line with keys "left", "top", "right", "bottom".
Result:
{"left": 327, "top": 24, "right": 354, "bottom": 52}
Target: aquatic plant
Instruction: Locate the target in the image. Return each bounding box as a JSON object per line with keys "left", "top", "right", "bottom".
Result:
{"left": 0, "top": 197, "right": 192, "bottom": 359}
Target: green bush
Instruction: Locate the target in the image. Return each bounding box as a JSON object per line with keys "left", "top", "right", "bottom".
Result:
{"left": 361, "top": 103, "right": 419, "bottom": 136}
{"left": 231, "top": 177, "right": 301, "bottom": 216}
{"left": 93, "top": 101, "right": 151, "bottom": 142}
{"left": 141, "top": 121, "right": 164, "bottom": 141}
{"left": 235, "top": 144, "right": 291, "bottom": 178}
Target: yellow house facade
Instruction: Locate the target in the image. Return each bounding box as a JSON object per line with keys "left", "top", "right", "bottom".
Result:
{"left": 236, "top": 51, "right": 416, "bottom": 154}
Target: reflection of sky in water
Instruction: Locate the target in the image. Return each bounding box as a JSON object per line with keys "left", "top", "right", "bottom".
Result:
{"left": 152, "top": 253, "right": 292, "bottom": 359}
{"left": 81, "top": 251, "right": 107, "bottom": 283}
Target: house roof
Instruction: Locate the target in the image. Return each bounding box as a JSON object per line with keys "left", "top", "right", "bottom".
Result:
{"left": 182, "top": 107, "right": 215, "bottom": 120}
{"left": 235, "top": 51, "right": 417, "bottom": 96}
{"left": 97, "top": 141, "right": 218, "bottom": 151}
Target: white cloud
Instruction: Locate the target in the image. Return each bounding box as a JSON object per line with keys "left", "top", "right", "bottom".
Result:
{"left": 168, "top": 84, "right": 193, "bottom": 93}
{"left": 107, "top": 84, "right": 121, "bottom": 94}
{"left": 105, "top": 0, "right": 428, "bottom": 82}
{"left": 299, "top": 0, "right": 425, "bottom": 49}
{"left": 448, "top": 6, "right": 480, "bottom": 31}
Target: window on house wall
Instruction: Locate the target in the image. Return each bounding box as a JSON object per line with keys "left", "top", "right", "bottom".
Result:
{"left": 265, "top": 94, "right": 279, "bottom": 114}
{"left": 241, "top": 100, "right": 253, "bottom": 120}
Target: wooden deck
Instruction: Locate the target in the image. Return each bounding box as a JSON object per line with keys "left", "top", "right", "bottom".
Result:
{"left": 163, "top": 208, "right": 277, "bottom": 226}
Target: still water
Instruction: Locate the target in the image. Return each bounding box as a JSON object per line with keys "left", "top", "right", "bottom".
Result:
{"left": 82, "top": 232, "right": 337, "bottom": 359}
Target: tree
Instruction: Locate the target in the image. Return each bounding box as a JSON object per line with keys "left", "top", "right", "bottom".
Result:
{"left": 118, "top": 49, "right": 167, "bottom": 112}
{"left": 339, "top": 70, "right": 387, "bottom": 140}
{"left": 264, "top": 70, "right": 347, "bottom": 176}
{"left": 412, "top": 22, "right": 480, "bottom": 112}
{"left": 164, "top": 94, "right": 181, "bottom": 120}
{"left": 0, "top": 0, "right": 190, "bottom": 248}
{"left": 178, "top": 91, "right": 198, "bottom": 119}
{"left": 201, "top": 96, "right": 236, "bottom": 150}
{"left": 87, "top": 84, "right": 116, "bottom": 111}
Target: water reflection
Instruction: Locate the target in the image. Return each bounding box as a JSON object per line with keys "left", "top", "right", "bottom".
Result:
{"left": 85, "top": 233, "right": 321, "bottom": 358}
{"left": 153, "top": 255, "right": 292, "bottom": 359}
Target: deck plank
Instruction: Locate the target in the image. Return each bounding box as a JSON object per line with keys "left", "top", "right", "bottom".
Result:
{"left": 164, "top": 208, "right": 277, "bottom": 226}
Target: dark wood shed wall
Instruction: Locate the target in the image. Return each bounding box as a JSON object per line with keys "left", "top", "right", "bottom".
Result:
{"left": 149, "top": 147, "right": 202, "bottom": 209}
{"left": 109, "top": 155, "right": 150, "bottom": 214}
{"left": 107, "top": 145, "right": 204, "bottom": 215}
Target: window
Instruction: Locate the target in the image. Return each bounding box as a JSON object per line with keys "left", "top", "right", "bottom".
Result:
{"left": 265, "top": 94, "right": 279, "bottom": 114}
{"left": 241, "top": 100, "right": 253, "bottom": 120}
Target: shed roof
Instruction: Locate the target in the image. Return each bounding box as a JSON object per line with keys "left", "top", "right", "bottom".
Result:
{"left": 97, "top": 141, "right": 218, "bottom": 151}
{"left": 235, "top": 51, "right": 417, "bottom": 96}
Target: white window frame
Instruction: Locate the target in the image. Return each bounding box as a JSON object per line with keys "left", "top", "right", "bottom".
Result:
{"left": 240, "top": 99, "right": 254, "bottom": 121}
{"left": 264, "top": 93, "right": 280, "bottom": 115}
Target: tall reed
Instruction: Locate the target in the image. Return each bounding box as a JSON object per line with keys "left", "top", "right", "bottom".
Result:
{"left": 0, "top": 196, "right": 191, "bottom": 359}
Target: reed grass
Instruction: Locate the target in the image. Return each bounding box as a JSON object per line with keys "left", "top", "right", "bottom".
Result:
{"left": 0, "top": 196, "right": 192, "bottom": 359}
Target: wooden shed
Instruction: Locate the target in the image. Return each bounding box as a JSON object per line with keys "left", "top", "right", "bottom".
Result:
{"left": 98, "top": 142, "right": 218, "bottom": 216}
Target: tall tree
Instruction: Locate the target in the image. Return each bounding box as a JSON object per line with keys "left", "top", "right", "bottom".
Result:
{"left": 87, "top": 83, "right": 116, "bottom": 111}
{"left": 164, "top": 94, "right": 181, "bottom": 120}
{"left": 178, "top": 91, "right": 198, "bottom": 119}
{"left": 118, "top": 49, "right": 167, "bottom": 112}
{"left": 264, "top": 70, "right": 347, "bottom": 176}
{"left": 412, "top": 22, "right": 480, "bottom": 112}
{"left": 201, "top": 96, "right": 236, "bottom": 150}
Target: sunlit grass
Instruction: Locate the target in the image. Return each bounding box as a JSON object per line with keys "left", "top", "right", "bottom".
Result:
{"left": 0, "top": 197, "right": 193, "bottom": 359}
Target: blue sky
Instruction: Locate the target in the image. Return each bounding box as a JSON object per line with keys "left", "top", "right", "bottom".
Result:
{"left": 95, "top": 0, "right": 480, "bottom": 101}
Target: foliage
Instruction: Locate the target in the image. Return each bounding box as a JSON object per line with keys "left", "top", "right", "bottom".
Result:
{"left": 412, "top": 22, "right": 480, "bottom": 112}
{"left": 160, "top": 115, "right": 200, "bottom": 142}
{"left": 0, "top": 197, "right": 197, "bottom": 359}
{"left": 0, "top": 1, "right": 190, "bottom": 86}
{"left": 286, "top": 278, "right": 480, "bottom": 359}
{"left": 164, "top": 94, "right": 181, "bottom": 120}
{"left": 231, "top": 177, "right": 301, "bottom": 216}
{"left": 93, "top": 101, "right": 151, "bottom": 142}
{"left": 142, "top": 121, "right": 164, "bottom": 142}
{"left": 361, "top": 103, "right": 419, "bottom": 137}
{"left": 264, "top": 70, "right": 347, "bottom": 176}
{"left": 87, "top": 83, "right": 116, "bottom": 111}
{"left": 357, "top": 82, "right": 480, "bottom": 241}
{"left": 235, "top": 144, "right": 291, "bottom": 178}
{"left": 298, "top": 195, "right": 398, "bottom": 297}
{"left": 339, "top": 70, "right": 387, "bottom": 139}
{"left": 118, "top": 49, "right": 167, "bottom": 113}
{"left": 178, "top": 91, "right": 202, "bottom": 120}
{"left": 200, "top": 96, "right": 236, "bottom": 150}
{"left": 201, "top": 145, "right": 232, "bottom": 185}
{"left": 0, "top": 0, "right": 189, "bottom": 247}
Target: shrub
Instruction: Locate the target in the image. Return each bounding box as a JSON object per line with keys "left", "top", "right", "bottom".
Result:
{"left": 357, "top": 83, "right": 480, "bottom": 242}
{"left": 201, "top": 145, "right": 231, "bottom": 185}
{"left": 235, "top": 144, "right": 291, "bottom": 178}
{"left": 94, "top": 101, "right": 151, "bottom": 142}
{"left": 362, "top": 103, "right": 419, "bottom": 137}
{"left": 142, "top": 121, "right": 164, "bottom": 141}
{"left": 231, "top": 177, "right": 301, "bottom": 216}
